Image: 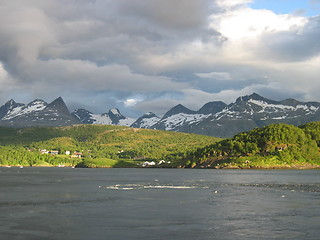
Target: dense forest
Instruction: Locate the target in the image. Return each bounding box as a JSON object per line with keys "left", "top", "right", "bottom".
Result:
{"left": 185, "top": 122, "right": 320, "bottom": 169}
{"left": 1, "top": 122, "right": 320, "bottom": 168}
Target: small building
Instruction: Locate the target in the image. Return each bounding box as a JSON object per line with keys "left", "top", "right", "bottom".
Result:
{"left": 158, "top": 160, "right": 166, "bottom": 165}
{"left": 71, "top": 151, "right": 83, "bottom": 158}
{"left": 142, "top": 161, "right": 156, "bottom": 167}
{"left": 40, "top": 149, "right": 49, "bottom": 154}
{"left": 50, "top": 150, "right": 59, "bottom": 155}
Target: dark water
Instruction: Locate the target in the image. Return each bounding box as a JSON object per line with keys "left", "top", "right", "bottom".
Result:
{"left": 0, "top": 168, "right": 320, "bottom": 240}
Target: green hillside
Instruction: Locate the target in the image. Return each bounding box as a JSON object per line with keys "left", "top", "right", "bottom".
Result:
{"left": 0, "top": 125, "right": 218, "bottom": 167}
{"left": 2, "top": 122, "right": 320, "bottom": 169}
{"left": 185, "top": 122, "right": 320, "bottom": 169}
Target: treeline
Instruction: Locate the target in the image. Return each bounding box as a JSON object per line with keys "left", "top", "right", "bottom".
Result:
{"left": 184, "top": 122, "right": 320, "bottom": 168}
{"left": 0, "top": 125, "right": 126, "bottom": 145}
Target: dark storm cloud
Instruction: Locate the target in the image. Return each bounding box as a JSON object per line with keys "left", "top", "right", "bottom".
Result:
{"left": 0, "top": 0, "right": 319, "bottom": 116}
{"left": 0, "top": 0, "right": 224, "bottom": 112}
{"left": 0, "top": 0, "right": 217, "bottom": 82}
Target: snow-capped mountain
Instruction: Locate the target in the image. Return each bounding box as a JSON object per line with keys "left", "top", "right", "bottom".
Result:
{"left": 0, "top": 99, "right": 26, "bottom": 120}
{"left": 1, "top": 93, "right": 320, "bottom": 138}
{"left": 145, "top": 93, "right": 320, "bottom": 137}
{"left": 72, "top": 108, "right": 135, "bottom": 127}
{"left": 131, "top": 112, "right": 160, "bottom": 128}
{"left": 0, "top": 97, "right": 80, "bottom": 127}
{"left": 70, "top": 108, "right": 95, "bottom": 124}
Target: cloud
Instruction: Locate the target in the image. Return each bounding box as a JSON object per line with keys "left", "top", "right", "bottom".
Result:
{"left": 34, "top": 59, "right": 188, "bottom": 92}
{"left": 115, "top": 0, "right": 211, "bottom": 31}
{"left": 211, "top": 7, "right": 307, "bottom": 41}
{"left": 258, "top": 16, "right": 320, "bottom": 61}
{"left": 216, "top": 0, "right": 253, "bottom": 9}
{"left": 195, "top": 72, "right": 232, "bottom": 80}
{"left": 0, "top": 62, "right": 14, "bottom": 99}
{"left": 133, "top": 81, "right": 303, "bottom": 117}
{"left": 123, "top": 95, "right": 145, "bottom": 107}
{"left": 0, "top": 0, "right": 319, "bottom": 118}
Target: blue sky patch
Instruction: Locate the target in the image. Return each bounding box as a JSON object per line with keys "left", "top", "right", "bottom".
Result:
{"left": 249, "top": 0, "right": 320, "bottom": 16}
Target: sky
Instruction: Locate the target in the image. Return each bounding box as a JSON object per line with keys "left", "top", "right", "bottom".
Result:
{"left": 0, "top": 0, "right": 320, "bottom": 118}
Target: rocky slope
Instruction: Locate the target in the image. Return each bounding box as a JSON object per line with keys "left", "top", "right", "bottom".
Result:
{"left": 72, "top": 108, "right": 135, "bottom": 126}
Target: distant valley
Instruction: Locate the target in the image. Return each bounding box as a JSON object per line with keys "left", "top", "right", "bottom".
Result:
{"left": 1, "top": 93, "right": 320, "bottom": 138}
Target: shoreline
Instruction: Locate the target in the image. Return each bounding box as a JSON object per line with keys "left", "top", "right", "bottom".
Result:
{"left": 1, "top": 164, "right": 320, "bottom": 170}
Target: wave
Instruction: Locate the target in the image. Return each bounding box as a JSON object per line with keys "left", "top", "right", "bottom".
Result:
{"left": 104, "top": 184, "right": 197, "bottom": 190}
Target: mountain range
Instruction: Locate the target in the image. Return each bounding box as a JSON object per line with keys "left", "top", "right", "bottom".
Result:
{"left": 0, "top": 97, "right": 79, "bottom": 127}
{"left": 1, "top": 93, "right": 320, "bottom": 138}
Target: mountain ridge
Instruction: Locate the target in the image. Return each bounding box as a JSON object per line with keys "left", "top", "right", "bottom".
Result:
{"left": 0, "top": 97, "right": 80, "bottom": 127}
{"left": 2, "top": 93, "right": 320, "bottom": 138}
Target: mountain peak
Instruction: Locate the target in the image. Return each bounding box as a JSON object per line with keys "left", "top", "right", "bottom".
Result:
{"left": 104, "top": 108, "right": 126, "bottom": 123}
{"left": 198, "top": 101, "right": 227, "bottom": 114}
{"left": 72, "top": 108, "right": 94, "bottom": 124}
{"left": 280, "top": 98, "right": 302, "bottom": 106}
{"left": 50, "top": 96, "right": 64, "bottom": 104}
{"left": 248, "top": 92, "right": 263, "bottom": 99}
{"left": 162, "top": 104, "right": 195, "bottom": 119}
{"left": 236, "top": 93, "right": 265, "bottom": 102}
{"left": 47, "top": 96, "right": 62, "bottom": 105}
{"left": 4, "top": 99, "right": 24, "bottom": 109}
{"left": 46, "top": 97, "right": 71, "bottom": 115}
{"left": 108, "top": 108, "right": 121, "bottom": 116}
{"left": 6, "top": 99, "right": 16, "bottom": 105}
{"left": 27, "top": 99, "right": 47, "bottom": 107}
{"left": 130, "top": 112, "right": 160, "bottom": 128}
{"left": 0, "top": 96, "right": 80, "bottom": 127}
{"left": 143, "top": 112, "right": 158, "bottom": 118}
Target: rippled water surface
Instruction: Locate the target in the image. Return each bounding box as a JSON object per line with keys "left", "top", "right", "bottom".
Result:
{"left": 1, "top": 168, "right": 320, "bottom": 240}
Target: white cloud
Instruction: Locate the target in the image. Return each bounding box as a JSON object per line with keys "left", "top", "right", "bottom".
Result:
{"left": 123, "top": 97, "right": 145, "bottom": 107}
{"left": 195, "top": 72, "right": 232, "bottom": 80}
{"left": 0, "top": 62, "right": 9, "bottom": 82}
{"left": 0, "top": 62, "right": 21, "bottom": 103}
{"left": 211, "top": 8, "right": 307, "bottom": 40}
{"left": 124, "top": 99, "right": 137, "bottom": 107}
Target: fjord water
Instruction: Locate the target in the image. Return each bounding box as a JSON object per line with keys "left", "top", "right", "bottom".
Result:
{"left": 1, "top": 168, "right": 319, "bottom": 240}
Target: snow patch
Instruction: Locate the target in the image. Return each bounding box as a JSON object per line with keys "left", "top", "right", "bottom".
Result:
{"left": 161, "top": 113, "right": 210, "bottom": 130}
{"left": 110, "top": 108, "right": 121, "bottom": 116}
{"left": 119, "top": 118, "right": 135, "bottom": 127}
{"left": 3, "top": 101, "right": 47, "bottom": 120}
{"left": 271, "top": 116, "right": 287, "bottom": 120}
{"left": 90, "top": 113, "right": 135, "bottom": 126}
{"left": 136, "top": 117, "right": 160, "bottom": 128}
{"left": 249, "top": 99, "right": 318, "bottom": 113}
{"left": 91, "top": 114, "right": 113, "bottom": 125}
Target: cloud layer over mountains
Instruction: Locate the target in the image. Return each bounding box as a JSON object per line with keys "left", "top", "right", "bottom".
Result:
{"left": 0, "top": 0, "right": 320, "bottom": 117}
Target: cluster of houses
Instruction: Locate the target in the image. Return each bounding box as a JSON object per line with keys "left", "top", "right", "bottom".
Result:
{"left": 28, "top": 148, "right": 84, "bottom": 158}
{"left": 141, "top": 160, "right": 171, "bottom": 167}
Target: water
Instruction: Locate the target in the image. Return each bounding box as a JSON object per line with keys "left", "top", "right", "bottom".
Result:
{"left": 0, "top": 168, "right": 319, "bottom": 240}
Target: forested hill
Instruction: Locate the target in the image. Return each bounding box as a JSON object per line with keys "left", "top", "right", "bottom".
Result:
{"left": 2, "top": 122, "right": 320, "bottom": 169}
{"left": 0, "top": 125, "right": 218, "bottom": 167}
{"left": 185, "top": 122, "right": 320, "bottom": 169}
